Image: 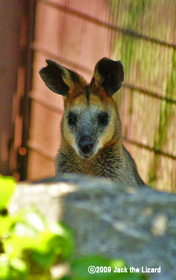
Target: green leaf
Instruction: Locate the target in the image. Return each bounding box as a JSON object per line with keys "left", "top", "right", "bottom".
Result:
{"left": 51, "top": 222, "right": 74, "bottom": 259}
{"left": 4, "top": 235, "right": 40, "bottom": 257}
{"left": 0, "top": 254, "right": 10, "bottom": 278}
{"left": 0, "top": 175, "right": 16, "bottom": 211}
{"left": 10, "top": 257, "right": 28, "bottom": 273}
{"left": 0, "top": 216, "right": 14, "bottom": 235}
{"left": 31, "top": 250, "right": 56, "bottom": 268}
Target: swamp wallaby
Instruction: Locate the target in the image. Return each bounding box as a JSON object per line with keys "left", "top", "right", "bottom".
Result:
{"left": 39, "top": 57, "right": 145, "bottom": 186}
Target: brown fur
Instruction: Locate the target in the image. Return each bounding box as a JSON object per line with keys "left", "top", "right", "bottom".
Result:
{"left": 39, "top": 57, "right": 145, "bottom": 186}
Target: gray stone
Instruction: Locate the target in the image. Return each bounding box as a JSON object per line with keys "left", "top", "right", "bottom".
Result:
{"left": 9, "top": 174, "right": 176, "bottom": 280}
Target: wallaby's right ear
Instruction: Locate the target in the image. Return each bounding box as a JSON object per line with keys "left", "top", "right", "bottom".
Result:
{"left": 93, "top": 57, "right": 124, "bottom": 96}
{"left": 39, "top": 59, "right": 83, "bottom": 97}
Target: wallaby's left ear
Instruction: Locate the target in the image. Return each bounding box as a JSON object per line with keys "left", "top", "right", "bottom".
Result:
{"left": 93, "top": 57, "right": 124, "bottom": 96}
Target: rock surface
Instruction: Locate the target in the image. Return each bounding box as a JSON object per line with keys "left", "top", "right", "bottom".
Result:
{"left": 9, "top": 174, "right": 176, "bottom": 280}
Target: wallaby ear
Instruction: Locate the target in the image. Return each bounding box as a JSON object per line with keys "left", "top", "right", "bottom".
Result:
{"left": 93, "top": 57, "right": 124, "bottom": 96}
{"left": 39, "top": 59, "right": 84, "bottom": 96}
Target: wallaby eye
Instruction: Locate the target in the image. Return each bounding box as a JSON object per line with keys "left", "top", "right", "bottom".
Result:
{"left": 98, "top": 112, "right": 109, "bottom": 126}
{"left": 68, "top": 112, "right": 77, "bottom": 126}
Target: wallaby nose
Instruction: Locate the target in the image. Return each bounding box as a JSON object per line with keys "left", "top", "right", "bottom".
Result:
{"left": 78, "top": 136, "right": 94, "bottom": 154}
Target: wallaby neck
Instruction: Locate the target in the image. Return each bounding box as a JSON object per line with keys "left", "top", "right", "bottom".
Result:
{"left": 57, "top": 139, "right": 123, "bottom": 176}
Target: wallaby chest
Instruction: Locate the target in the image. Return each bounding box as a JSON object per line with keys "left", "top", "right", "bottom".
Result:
{"left": 56, "top": 144, "right": 122, "bottom": 178}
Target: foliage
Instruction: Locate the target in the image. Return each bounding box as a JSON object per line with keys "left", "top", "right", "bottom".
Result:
{"left": 0, "top": 175, "right": 74, "bottom": 280}
{"left": 0, "top": 175, "right": 148, "bottom": 279}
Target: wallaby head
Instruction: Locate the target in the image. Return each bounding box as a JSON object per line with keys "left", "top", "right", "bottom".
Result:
{"left": 39, "top": 57, "right": 145, "bottom": 186}
{"left": 39, "top": 57, "right": 124, "bottom": 159}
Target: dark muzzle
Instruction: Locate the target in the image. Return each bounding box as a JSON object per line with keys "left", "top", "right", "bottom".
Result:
{"left": 78, "top": 135, "right": 94, "bottom": 154}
